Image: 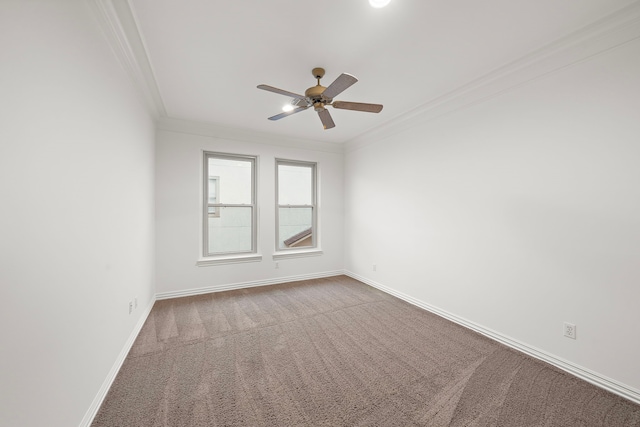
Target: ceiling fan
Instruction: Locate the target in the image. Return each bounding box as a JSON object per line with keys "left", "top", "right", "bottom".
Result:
{"left": 257, "top": 67, "right": 383, "bottom": 130}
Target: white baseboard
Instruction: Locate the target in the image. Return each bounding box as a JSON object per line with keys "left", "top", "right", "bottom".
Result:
{"left": 156, "top": 270, "right": 345, "bottom": 300}
{"left": 81, "top": 270, "right": 639, "bottom": 427}
{"left": 78, "top": 297, "right": 156, "bottom": 427}
{"left": 344, "top": 270, "right": 640, "bottom": 406}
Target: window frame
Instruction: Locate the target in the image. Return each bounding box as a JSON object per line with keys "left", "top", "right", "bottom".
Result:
{"left": 275, "top": 158, "right": 318, "bottom": 253}
{"left": 201, "top": 151, "right": 258, "bottom": 261}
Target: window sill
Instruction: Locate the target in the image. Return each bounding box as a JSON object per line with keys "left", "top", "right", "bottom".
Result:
{"left": 196, "top": 254, "right": 263, "bottom": 267}
{"left": 272, "top": 249, "right": 323, "bottom": 260}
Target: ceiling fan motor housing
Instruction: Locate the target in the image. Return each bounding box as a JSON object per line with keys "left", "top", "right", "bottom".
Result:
{"left": 306, "top": 67, "right": 330, "bottom": 104}
{"left": 305, "top": 85, "right": 326, "bottom": 100}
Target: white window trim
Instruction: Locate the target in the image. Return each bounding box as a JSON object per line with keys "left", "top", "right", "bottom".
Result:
{"left": 200, "top": 151, "right": 260, "bottom": 264}
{"left": 197, "top": 253, "right": 263, "bottom": 267}
{"left": 272, "top": 249, "right": 323, "bottom": 260}
{"left": 275, "top": 158, "right": 319, "bottom": 254}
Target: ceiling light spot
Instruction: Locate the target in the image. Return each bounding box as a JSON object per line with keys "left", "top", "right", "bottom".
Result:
{"left": 369, "top": 0, "right": 390, "bottom": 8}
{"left": 282, "top": 104, "right": 294, "bottom": 112}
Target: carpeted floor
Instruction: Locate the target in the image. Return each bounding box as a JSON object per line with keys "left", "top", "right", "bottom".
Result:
{"left": 92, "top": 275, "right": 640, "bottom": 426}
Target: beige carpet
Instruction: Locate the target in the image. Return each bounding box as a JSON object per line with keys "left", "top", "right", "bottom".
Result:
{"left": 92, "top": 276, "right": 640, "bottom": 426}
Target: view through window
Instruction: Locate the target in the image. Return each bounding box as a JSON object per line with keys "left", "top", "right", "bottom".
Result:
{"left": 276, "top": 160, "right": 316, "bottom": 250}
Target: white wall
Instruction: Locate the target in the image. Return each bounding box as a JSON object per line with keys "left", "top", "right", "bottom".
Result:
{"left": 0, "top": 2, "right": 155, "bottom": 426}
{"left": 345, "top": 39, "right": 640, "bottom": 393}
{"left": 155, "top": 129, "right": 344, "bottom": 294}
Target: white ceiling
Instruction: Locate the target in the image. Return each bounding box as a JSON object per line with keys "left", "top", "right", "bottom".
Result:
{"left": 128, "top": 0, "right": 635, "bottom": 144}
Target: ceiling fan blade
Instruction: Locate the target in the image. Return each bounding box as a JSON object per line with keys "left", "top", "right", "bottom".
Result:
{"left": 322, "top": 73, "right": 358, "bottom": 100}
{"left": 268, "top": 106, "right": 309, "bottom": 121}
{"left": 257, "top": 84, "right": 306, "bottom": 100}
{"left": 317, "top": 109, "right": 335, "bottom": 130}
{"left": 332, "top": 101, "right": 383, "bottom": 113}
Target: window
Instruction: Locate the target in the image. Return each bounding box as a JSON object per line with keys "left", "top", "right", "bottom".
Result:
{"left": 276, "top": 159, "right": 317, "bottom": 251}
{"left": 203, "top": 152, "right": 257, "bottom": 258}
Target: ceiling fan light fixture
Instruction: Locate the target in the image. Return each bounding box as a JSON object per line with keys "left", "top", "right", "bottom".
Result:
{"left": 282, "top": 103, "right": 295, "bottom": 112}
{"left": 369, "top": 0, "right": 390, "bottom": 8}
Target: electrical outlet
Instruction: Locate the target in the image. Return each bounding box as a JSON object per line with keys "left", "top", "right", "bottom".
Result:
{"left": 129, "top": 301, "right": 133, "bottom": 315}
{"left": 373, "top": 264, "right": 377, "bottom": 271}
{"left": 275, "top": 262, "right": 279, "bottom": 269}
{"left": 564, "top": 322, "right": 576, "bottom": 339}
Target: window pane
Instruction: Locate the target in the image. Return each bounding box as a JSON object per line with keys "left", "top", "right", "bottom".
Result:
{"left": 278, "top": 164, "right": 312, "bottom": 205}
{"left": 208, "top": 177, "right": 218, "bottom": 204}
{"left": 208, "top": 206, "right": 253, "bottom": 254}
{"left": 208, "top": 157, "right": 252, "bottom": 204}
{"left": 278, "top": 207, "right": 312, "bottom": 249}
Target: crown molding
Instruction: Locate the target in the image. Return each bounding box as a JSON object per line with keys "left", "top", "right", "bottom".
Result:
{"left": 88, "top": 0, "right": 166, "bottom": 118}
{"left": 346, "top": 1, "right": 640, "bottom": 152}
{"left": 157, "top": 117, "right": 345, "bottom": 154}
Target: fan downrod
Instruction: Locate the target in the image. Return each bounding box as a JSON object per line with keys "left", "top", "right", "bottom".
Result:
{"left": 306, "top": 67, "right": 327, "bottom": 99}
